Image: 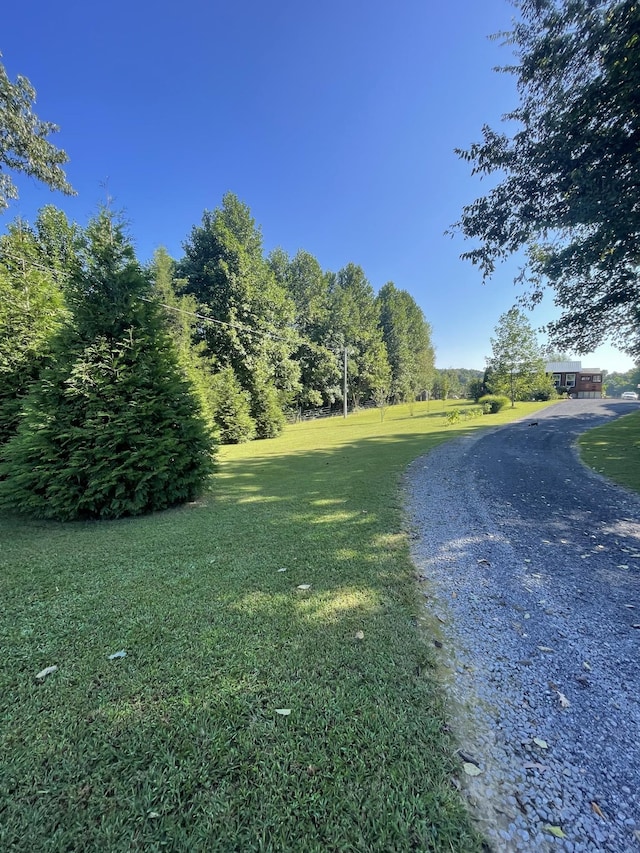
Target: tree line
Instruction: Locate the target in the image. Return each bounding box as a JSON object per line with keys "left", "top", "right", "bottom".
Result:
{"left": 0, "top": 196, "right": 436, "bottom": 519}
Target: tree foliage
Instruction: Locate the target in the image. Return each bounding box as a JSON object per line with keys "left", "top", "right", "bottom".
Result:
{"left": 179, "top": 194, "right": 300, "bottom": 438}
{"left": 487, "top": 307, "right": 552, "bottom": 405}
{"left": 0, "top": 208, "right": 76, "bottom": 441}
{"left": 0, "top": 55, "right": 75, "bottom": 212}
{"left": 0, "top": 211, "right": 215, "bottom": 520}
{"left": 377, "top": 282, "right": 435, "bottom": 403}
{"left": 454, "top": 0, "right": 640, "bottom": 356}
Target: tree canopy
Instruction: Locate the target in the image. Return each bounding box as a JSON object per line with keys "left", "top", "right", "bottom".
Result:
{"left": 487, "top": 307, "right": 552, "bottom": 405}
{"left": 454, "top": 0, "right": 640, "bottom": 357}
{"left": 0, "top": 55, "right": 75, "bottom": 212}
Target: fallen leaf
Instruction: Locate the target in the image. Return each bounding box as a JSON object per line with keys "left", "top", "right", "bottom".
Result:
{"left": 624, "top": 604, "right": 636, "bottom": 609}
{"left": 275, "top": 708, "right": 291, "bottom": 716}
{"left": 148, "top": 811, "right": 161, "bottom": 819}
{"left": 633, "top": 830, "right": 640, "bottom": 842}
{"left": 354, "top": 630, "right": 365, "bottom": 640}
{"left": 543, "top": 825, "right": 567, "bottom": 839}
{"left": 108, "top": 650, "right": 127, "bottom": 660}
{"left": 583, "top": 661, "right": 592, "bottom": 671}
{"left": 537, "top": 646, "right": 554, "bottom": 653}
{"left": 523, "top": 762, "right": 548, "bottom": 771}
{"left": 477, "top": 559, "right": 491, "bottom": 566}
{"left": 35, "top": 665, "right": 58, "bottom": 680}
{"left": 463, "top": 762, "right": 482, "bottom": 776}
{"left": 557, "top": 691, "right": 571, "bottom": 709}
{"left": 277, "top": 568, "right": 287, "bottom": 572}
{"left": 591, "top": 802, "right": 606, "bottom": 820}
{"left": 533, "top": 737, "right": 548, "bottom": 749}
{"left": 297, "top": 584, "right": 311, "bottom": 590}
{"left": 618, "top": 565, "right": 629, "bottom": 569}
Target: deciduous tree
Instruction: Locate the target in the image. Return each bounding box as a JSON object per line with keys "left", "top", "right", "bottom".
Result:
{"left": 0, "top": 56, "right": 75, "bottom": 212}
{"left": 487, "top": 307, "right": 551, "bottom": 406}
{"left": 454, "top": 0, "right": 640, "bottom": 357}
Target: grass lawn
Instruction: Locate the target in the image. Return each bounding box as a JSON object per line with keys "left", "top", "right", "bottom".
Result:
{"left": 578, "top": 408, "right": 640, "bottom": 494}
{"left": 1, "top": 399, "right": 554, "bottom": 852}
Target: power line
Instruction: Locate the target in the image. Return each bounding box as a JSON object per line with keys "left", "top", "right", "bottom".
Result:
{"left": 0, "top": 247, "right": 297, "bottom": 344}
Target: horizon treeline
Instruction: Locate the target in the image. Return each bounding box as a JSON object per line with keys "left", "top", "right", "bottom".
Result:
{"left": 1, "top": 192, "right": 438, "bottom": 451}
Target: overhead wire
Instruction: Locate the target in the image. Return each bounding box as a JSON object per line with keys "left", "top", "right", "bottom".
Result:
{"left": 0, "top": 247, "right": 297, "bottom": 344}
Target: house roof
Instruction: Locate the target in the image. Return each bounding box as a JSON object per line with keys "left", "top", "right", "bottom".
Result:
{"left": 546, "top": 361, "right": 582, "bottom": 372}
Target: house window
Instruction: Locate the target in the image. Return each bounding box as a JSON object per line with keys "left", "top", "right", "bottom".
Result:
{"left": 581, "top": 375, "right": 591, "bottom": 382}
{"left": 593, "top": 374, "right": 602, "bottom": 382}
{"left": 566, "top": 373, "right": 576, "bottom": 388}
{"left": 552, "top": 373, "right": 561, "bottom": 387}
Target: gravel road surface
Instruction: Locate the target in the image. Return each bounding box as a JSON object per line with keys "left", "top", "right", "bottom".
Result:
{"left": 407, "top": 399, "right": 640, "bottom": 852}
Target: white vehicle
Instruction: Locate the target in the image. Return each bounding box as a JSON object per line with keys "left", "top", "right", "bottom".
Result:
{"left": 621, "top": 391, "right": 639, "bottom": 400}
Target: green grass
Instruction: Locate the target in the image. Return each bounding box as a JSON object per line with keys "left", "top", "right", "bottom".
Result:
{"left": 578, "top": 408, "right": 640, "bottom": 494}
{"left": 0, "top": 399, "right": 554, "bottom": 852}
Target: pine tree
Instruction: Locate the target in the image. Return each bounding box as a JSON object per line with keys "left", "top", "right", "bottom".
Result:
{"left": 0, "top": 211, "right": 215, "bottom": 520}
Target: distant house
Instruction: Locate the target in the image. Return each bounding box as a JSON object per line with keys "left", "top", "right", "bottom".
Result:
{"left": 545, "top": 361, "right": 603, "bottom": 398}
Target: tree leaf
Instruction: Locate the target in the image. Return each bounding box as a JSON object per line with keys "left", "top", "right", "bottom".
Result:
{"left": 557, "top": 690, "right": 570, "bottom": 709}
{"left": 591, "top": 802, "right": 605, "bottom": 819}
{"left": 463, "top": 762, "right": 482, "bottom": 776}
{"left": 543, "top": 825, "right": 566, "bottom": 839}
{"left": 108, "top": 650, "right": 127, "bottom": 659}
{"left": 533, "top": 737, "right": 548, "bottom": 749}
{"left": 297, "top": 584, "right": 311, "bottom": 590}
{"left": 35, "top": 665, "right": 58, "bottom": 680}
{"left": 275, "top": 708, "right": 291, "bottom": 716}
{"left": 354, "top": 630, "right": 365, "bottom": 640}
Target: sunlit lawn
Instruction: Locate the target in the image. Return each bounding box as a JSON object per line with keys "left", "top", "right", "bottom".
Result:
{"left": 578, "top": 408, "right": 640, "bottom": 494}
{"left": 0, "top": 399, "right": 554, "bottom": 852}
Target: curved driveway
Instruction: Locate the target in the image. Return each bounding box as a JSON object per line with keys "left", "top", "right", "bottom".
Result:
{"left": 407, "top": 399, "right": 640, "bottom": 853}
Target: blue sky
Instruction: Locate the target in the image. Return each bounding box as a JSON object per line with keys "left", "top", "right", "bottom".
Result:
{"left": 2, "top": 0, "right": 634, "bottom": 373}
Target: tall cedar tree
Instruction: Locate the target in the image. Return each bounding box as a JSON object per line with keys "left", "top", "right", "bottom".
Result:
{"left": 454, "top": 0, "right": 640, "bottom": 356}
{"left": 0, "top": 211, "right": 215, "bottom": 521}
{"left": 377, "top": 282, "right": 435, "bottom": 403}
{"left": 179, "top": 194, "right": 300, "bottom": 438}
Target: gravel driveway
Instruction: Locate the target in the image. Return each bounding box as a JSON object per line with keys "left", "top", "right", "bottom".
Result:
{"left": 406, "top": 399, "right": 640, "bottom": 853}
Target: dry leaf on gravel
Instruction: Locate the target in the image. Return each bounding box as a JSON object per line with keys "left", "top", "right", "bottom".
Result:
{"left": 557, "top": 691, "right": 571, "bottom": 709}
{"left": 463, "top": 763, "right": 482, "bottom": 776}
{"left": 591, "top": 802, "right": 606, "bottom": 820}
{"left": 533, "top": 737, "right": 548, "bottom": 749}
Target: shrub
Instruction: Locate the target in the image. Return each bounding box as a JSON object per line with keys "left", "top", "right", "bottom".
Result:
{"left": 478, "top": 394, "right": 511, "bottom": 413}
{"left": 445, "top": 408, "right": 461, "bottom": 425}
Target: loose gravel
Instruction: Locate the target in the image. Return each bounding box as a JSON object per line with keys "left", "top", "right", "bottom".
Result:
{"left": 406, "top": 400, "right": 640, "bottom": 853}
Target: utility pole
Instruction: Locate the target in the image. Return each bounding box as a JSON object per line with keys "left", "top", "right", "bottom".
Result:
{"left": 343, "top": 346, "right": 348, "bottom": 418}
